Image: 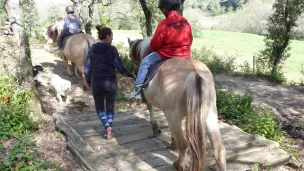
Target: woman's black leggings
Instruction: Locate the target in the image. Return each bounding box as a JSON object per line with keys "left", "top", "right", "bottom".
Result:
{"left": 92, "top": 80, "right": 117, "bottom": 129}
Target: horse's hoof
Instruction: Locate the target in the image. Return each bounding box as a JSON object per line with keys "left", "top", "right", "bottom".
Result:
{"left": 173, "top": 161, "right": 185, "bottom": 171}
{"left": 153, "top": 129, "right": 162, "bottom": 137}
{"left": 83, "top": 86, "right": 86, "bottom": 91}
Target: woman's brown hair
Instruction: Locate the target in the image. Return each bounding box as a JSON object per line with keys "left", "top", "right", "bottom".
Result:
{"left": 96, "top": 25, "right": 112, "bottom": 40}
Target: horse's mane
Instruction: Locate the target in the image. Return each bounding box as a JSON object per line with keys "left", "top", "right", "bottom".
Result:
{"left": 129, "top": 37, "right": 151, "bottom": 65}
{"left": 46, "top": 25, "right": 58, "bottom": 41}
{"left": 138, "top": 37, "right": 151, "bottom": 59}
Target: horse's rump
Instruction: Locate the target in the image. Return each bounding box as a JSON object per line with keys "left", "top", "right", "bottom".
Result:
{"left": 60, "top": 33, "right": 96, "bottom": 71}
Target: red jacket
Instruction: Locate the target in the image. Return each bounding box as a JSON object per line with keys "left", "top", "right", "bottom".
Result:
{"left": 150, "top": 11, "right": 193, "bottom": 58}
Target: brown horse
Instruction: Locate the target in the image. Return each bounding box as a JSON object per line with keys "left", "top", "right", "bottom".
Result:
{"left": 59, "top": 33, "right": 96, "bottom": 89}
{"left": 42, "top": 25, "right": 60, "bottom": 51}
{"left": 128, "top": 37, "right": 226, "bottom": 171}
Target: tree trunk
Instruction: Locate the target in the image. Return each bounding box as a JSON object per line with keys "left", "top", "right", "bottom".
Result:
{"left": 85, "top": 22, "right": 92, "bottom": 35}
{"left": 178, "top": 0, "right": 185, "bottom": 16}
{"left": 139, "top": 0, "right": 152, "bottom": 36}
{"left": 85, "top": 0, "right": 95, "bottom": 35}
{"left": 4, "top": 0, "right": 43, "bottom": 120}
{"left": 4, "top": 0, "right": 32, "bottom": 82}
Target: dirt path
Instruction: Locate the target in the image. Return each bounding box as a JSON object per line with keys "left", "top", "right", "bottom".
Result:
{"left": 31, "top": 45, "right": 303, "bottom": 170}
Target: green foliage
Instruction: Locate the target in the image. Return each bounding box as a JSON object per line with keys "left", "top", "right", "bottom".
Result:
{"left": 192, "top": 46, "right": 236, "bottom": 73}
{"left": 216, "top": 88, "right": 284, "bottom": 141}
{"left": 97, "top": 6, "right": 112, "bottom": 27}
{"left": 190, "top": 21, "right": 204, "bottom": 38}
{"left": 0, "top": 74, "right": 38, "bottom": 137}
{"left": 130, "top": 0, "right": 163, "bottom": 37}
{"left": 257, "top": 0, "right": 304, "bottom": 80}
{"left": 20, "top": 0, "right": 39, "bottom": 35}
{"left": 240, "top": 61, "right": 253, "bottom": 75}
{"left": 252, "top": 163, "right": 260, "bottom": 171}
{"left": 0, "top": 74, "right": 63, "bottom": 170}
{"left": 213, "top": 0, "right": 272, "bottom": 35}
{"left": 116, "top": 84, "right": 125, "bottom": 101}
{"left": 0, "top": 133, "right": 63, "bottom": 171}
{"left": 0, "top": 3, "right": 6, "bottom": 26}
{"left": 119, "top": 52, "right": 134, "bottom": 73}
{"left": 118, "top": 19, "right": 136, "bottom": 30}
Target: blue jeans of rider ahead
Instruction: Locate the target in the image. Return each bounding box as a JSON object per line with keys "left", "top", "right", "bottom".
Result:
{"left": 135, "top": 52, "right": 162, "bottom": 87}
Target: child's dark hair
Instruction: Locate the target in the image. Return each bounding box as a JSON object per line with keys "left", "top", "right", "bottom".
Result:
{"left": 96, "top": 25, "right": 112, "bottom": 40}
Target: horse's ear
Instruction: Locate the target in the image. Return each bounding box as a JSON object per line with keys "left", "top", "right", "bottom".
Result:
{"left": 127, "top": 37, "right": 132, "bottom": 46}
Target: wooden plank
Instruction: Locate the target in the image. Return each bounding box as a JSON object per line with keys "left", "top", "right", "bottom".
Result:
{"left": 93, "top": 138, "right": 170, "bottom": 160}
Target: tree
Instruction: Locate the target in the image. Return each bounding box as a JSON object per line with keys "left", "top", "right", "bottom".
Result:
{"left": 70, "top": 0, "right": 112, "bottom": 35}
{"left": 20, "top": 0, "right": 38, "bottom": 36}
{"left": 257, "top": 0, "right": 304, "bottom": 79}
{"left": 139, "top": 0, "right": 152, "bottom": 36}
{"left": 134, "top": 0, "right": 185, "bottom": 37}
{"left": 4, "top": 0, "right": 32, "bottom": 83}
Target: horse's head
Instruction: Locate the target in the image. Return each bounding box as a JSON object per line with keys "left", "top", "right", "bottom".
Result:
{"left": 127, "top": 37, "right": 151, "bottom": 73}
{"left": 43, "top": 25, "right": 59, "bottom": 44}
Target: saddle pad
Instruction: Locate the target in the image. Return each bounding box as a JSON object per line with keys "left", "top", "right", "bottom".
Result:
{"left": 142, "top": 59, "right": 168, "bottom": 88}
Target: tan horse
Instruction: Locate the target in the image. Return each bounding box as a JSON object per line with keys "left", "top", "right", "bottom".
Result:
{"left": 59, "top": 33, "right": 96, "bottom": 88}
{"left": 128, "top": 38, "right": 226, "bottom": 171}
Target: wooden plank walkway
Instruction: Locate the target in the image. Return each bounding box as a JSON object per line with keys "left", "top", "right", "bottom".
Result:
{"left": 53, "top": 109, "right": 291, "bottom": 171}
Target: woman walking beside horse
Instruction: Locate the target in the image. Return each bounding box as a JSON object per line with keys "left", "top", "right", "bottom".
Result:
{"left": 84, "top": 26, "right": 134, "bottom": 140}
{"left": 125, "top": 0, "right": 227, "bottom": 170}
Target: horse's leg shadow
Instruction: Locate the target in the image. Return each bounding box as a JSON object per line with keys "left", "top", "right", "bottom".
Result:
{"left": 147, "top": 102, "right": 162, "bottom": 137}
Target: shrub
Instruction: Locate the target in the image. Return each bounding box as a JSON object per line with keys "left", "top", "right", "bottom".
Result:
{"left": 212, "top": 0, "right": 273, "bottom": 35}
{"left": 216, "top": 88, "right": 284, "bottom": 141}
{"left": 0, "top": 74, "right": 38, "bottom": 137}
{"left": 119, "top": 53, "right": 134, "bottom": 73}
{"left": 114, "top": 42, "right": 134, "bottom": 73}
{"left": 190, "top": 21, "right": 204, "bottom": 38}
{"left": 0, "top": 133, "right": 63, "bottom": 171}
{"left": 0, "top": 73, "right": 62, "bottom": 170}
{"left": 192, "top": 46, "right": 237, "bottom": 74}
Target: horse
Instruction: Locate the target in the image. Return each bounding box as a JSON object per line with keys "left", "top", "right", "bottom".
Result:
{"left": 127, "top": 37, "right": 226, "bottom": 171}
{"left": 42, "top": 25, "right": 60, "bottom": 51}
{"left": 59, "top": 33, "right": 96, "bottom": 89}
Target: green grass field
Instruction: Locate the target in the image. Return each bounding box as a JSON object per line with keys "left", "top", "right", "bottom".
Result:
{"left": 110, "top": 30, "right": 304, "bottom": 83}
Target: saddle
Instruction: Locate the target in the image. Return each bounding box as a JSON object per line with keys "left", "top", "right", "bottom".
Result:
{"left": 142, "top": 59, "right": 168, "bottom": 88}
{"left": 62, "top": 31, "right": 84, "bottom": 49}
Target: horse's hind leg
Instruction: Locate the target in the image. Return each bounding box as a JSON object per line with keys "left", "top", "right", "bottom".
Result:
{"left": 77, "top": 64, "right": 86, "bottom": 91}
{"left": 64, "top": 58, "right": 73, "bottom": 77}
{"left": 166, "top": 110, "right": 187, "bottom": 171}
{"left": 71, "top": 62, "right": 78, "bottom": 78}
{"left": 206, "top": 108, "right": 226, "bottom": 171}
{"left": 147, "top": 102, "right": 161, "bottom": 137}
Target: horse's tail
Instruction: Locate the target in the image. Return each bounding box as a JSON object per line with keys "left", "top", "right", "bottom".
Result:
{"left": 84, "top": 35, "right": 95, "bottom": 56}
{"left": 185, "top": 72, "right": 207, "bottom": 171}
